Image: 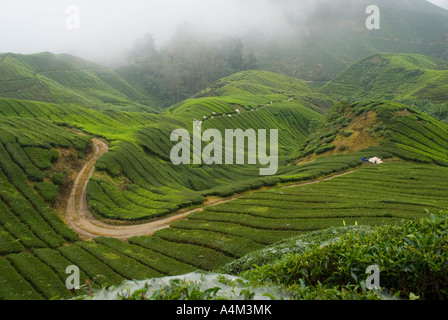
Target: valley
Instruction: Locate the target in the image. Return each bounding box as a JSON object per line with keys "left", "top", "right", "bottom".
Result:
{"left": 0, "top": 59, "right": 447, "bottom": 300}
{"left": 0, "top": 0, "right": 447, "bottom": 302}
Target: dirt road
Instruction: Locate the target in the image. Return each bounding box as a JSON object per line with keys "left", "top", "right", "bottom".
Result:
{"left": 66, "top": 139, "right": 355, "bottom": 240}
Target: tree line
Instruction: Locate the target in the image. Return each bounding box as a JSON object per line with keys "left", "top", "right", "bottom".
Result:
{"left": 118, "top": 28, "right": 258, "bottom": 108}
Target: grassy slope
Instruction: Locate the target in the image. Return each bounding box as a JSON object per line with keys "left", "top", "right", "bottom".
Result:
{"left": 0, "top": 70, "right": 330, "bottom": 221}
{"left": 0, "top": 69, "right": 331, "bottom": 299}
{"left": 238, "top": 211, "right": 448, "bottom": 300}
{"left": 83, "top": 212, "right": 448, "bottom": 300}
{"left": 320, "top": 53, "right": 448, "bottom": 103}
{"left": 294, "top": 100, "right": 448, "bottom": 166}
{"left": 87, "top": 70, "right": 332, "bottom": 220}
{"left": 148, "top": 98, "right": 448, "bottom": 270}
{"left": 1, "top": 64, "right": 448, "bottom": 300}
{"left": 0, "top": 52, "right": 156, "bottom": 113}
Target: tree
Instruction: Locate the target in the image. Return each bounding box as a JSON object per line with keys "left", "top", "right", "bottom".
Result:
{"left": 126, "top": 33, "right": 158, "bottom": 65}
{"left": 220, "top": 37, "right": 244, "bottom": 71}
{"left": 123, "top": 30, "right": 246, "bottom": 107}
{"left": 244, "top": 53, "right": 258, "bottom": 70}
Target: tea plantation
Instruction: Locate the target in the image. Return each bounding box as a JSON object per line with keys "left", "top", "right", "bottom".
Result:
{"left": 0, "top": 53, "right": 447, "bottom": 300}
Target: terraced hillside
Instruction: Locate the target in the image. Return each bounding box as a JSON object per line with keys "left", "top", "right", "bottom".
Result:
{"left": 320, "top": 53, "right": 448, "bottom": 103}
{"left": 87, "top": 70, "right": 332, "bottom": 221}
{"left": 0, "top": 53, "right": 156, "bottom": 113}
{"left": 0, "top": 70, "right": 335, "bottom": 224}
{"left": 295, "top": 100, "right": 448, "bottom": 167}
{"left": 136, "top": 162, "right": 448, "bottom": 271}
{"left": 125, "top": 100, "right": 448, "bottom": 272}
{"left": 1, "top": 112, "right": 447, "bottom": 299}
{"left": 1, "top": 57, "right": 448, "bottom": 300}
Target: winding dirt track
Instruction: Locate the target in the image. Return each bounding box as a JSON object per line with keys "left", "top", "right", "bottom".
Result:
{"left": 66, "top": 139, "right": 355, "bottom": 240}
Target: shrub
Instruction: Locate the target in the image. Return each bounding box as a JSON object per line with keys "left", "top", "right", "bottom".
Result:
{"left": 315, "top": 144, "right": 336, "bottom": 154}
{"left": 35, "top": 182, "right": 59, "bottom": 202}
{"left": 243, "top": 212, "right": 448, "bottom": 300}
{"left": 50, "top": 173, "right": 66, "bottom": 186}
{"left": 342, "top": 130, "right": 354, "bottom": 137}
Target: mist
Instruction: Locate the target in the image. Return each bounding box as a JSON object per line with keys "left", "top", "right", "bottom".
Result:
{"left": 0, "top": 0, "right": 447, "bottom": 66}
{"left": 0, "top": 0, "right": 339, "bottom": 66}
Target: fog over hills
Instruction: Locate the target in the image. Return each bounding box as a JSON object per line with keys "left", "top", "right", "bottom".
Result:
{"left": 0, "top": 0, "right": 447, "bottom": 67}
{"left": 1, "top": 0, "right": 447, "bottom": 107}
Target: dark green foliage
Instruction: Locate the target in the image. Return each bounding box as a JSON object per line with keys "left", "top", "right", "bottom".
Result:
{"left": 0, "top": 202, "right": 47, "bottom": 249}
{"left": 342, "top": 130, "right": 354, "bottom": 137}
{"left": 35, "top": 182, "right": 59, "bottom": 202}
{"left": 50, "top": 173, "right": 66, "bottom": 186}
{"left": 58, "top": 244, "right": 124, "bottom": 287}
{"left": 4, "top": 142, "right": 44, "bottom": 182}
{"left": 0, "top": 257, "right": 43, "bottom": 300}
{"left": 76, "top": 241, "right": 163, "bottom": 280}
{"left": 94, "top": 237, "right": 197, "bottom": 276}
{"left": 0, "top": 226, "right": 25, "bottom": 254}
{"left": 154, "top": 228, "right": 264, "bottom": 259}
{"left": 243, "top": 213, "right": 448, "bottom": 300}
{"left": 315, "top": 144, "right": 336, "bottom": 155}
{"left": 32, "top": 248, "right": 93, "bottom": 291}
{"left": 171, "top": 220, "right": 297, "bottom": 245}
{"left": 129, "top": 236, "right": 233, "bottom": 271}
{"left": 0, "top": 169, "right": 66, "bottom": 248}
{"left": 24, "top": 147, "right": 59, "bottom": 170}
{"left": 7, "top": 252, "right": 73, "bottom": 299}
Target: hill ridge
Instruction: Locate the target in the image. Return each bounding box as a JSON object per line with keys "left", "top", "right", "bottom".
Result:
{"left": 0, "top": 52, "right": 157, "bottom": 113}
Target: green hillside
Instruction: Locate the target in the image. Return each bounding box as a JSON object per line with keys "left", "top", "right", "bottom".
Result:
{"left": 1, "top": 95, "right": 448, "bottom": 299}
{"left": 295, "top": 100, "right": 448, "bottom": 167}
{"left": 0, "top": 70, "right": 331, "bottom": 222}
{"left": 85, "top": 70, "right": 334, "bottom": 220}
{"left": 0, "top": 53, "right": 156, "bottom": 113}
{"left": 0, "top": 51, "right": 448, "bottom": 301}
{"left": 79, "top": 212, "right": 448, "bottom": 300}
{"left": 320, "top": 53, "right": 448, "bottom": 103}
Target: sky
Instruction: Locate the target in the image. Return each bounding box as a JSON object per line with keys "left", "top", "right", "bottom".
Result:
{"left": 0, "top": 0, "right": 447, "bottom": 65}
{"left": 0, "top": 0, "right": 322, "bottom": 64}
{"left": 428, "top": 0, "right": 448, "bottom": 9}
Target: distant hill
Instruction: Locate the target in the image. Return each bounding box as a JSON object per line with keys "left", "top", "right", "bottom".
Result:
{"left": 320, "top": 53, "right": 448, "bottom": 103}
{"left": 0, "top": 52, "right": 157, "bottom": 113}
{"left": 168, "top": 70, "right": 333, "bottom": 118}
{"left": 250, "top": 0, "right": 448, "bottom": 84}
{"left": 113, "top": 0, "right": 448, "bottom": 108}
